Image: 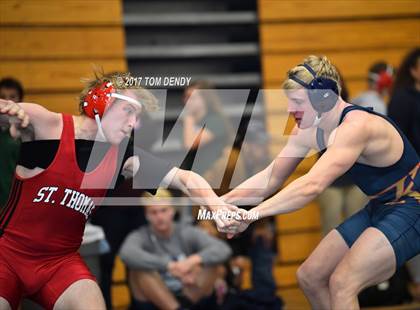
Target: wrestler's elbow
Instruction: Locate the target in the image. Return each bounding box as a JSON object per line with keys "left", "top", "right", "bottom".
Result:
{"left": 178, "top": 169, "right": 193, "bottom": 185}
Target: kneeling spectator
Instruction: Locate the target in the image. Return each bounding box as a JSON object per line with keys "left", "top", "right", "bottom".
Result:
{"left": 119, "top": 189, "right": 232, "bottom": 310}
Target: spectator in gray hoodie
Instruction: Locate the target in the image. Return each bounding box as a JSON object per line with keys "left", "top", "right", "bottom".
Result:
{"left": 119, "top": 189, "right": 232, "bottom": 310}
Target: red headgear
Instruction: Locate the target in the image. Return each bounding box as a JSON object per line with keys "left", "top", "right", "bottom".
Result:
{"left": 376, "top": 70, "right": 393, "bottom": 93}
{"left": 81, "top": 81, "right": 143, "bottom": 141}
{"left": 369, "top": 65, "right": 394, "bottom": 94}
{"left": 83, "top": 81, "right": 115, "bottom": 118}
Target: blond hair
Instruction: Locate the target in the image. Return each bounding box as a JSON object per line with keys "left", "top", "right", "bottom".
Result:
{"left": 79, "top": 68, "right": 159, "bottom": 115}
{"left": 282, "top": 55, "right": 342, "bottom": 95}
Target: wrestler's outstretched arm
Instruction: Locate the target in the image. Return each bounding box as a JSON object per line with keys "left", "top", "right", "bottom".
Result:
{"left": 250, "top": 121, "right": 367, "bottom": 219}
{"left": 220, "top": 121, "right": 367, "bottom": 236}
{"left": 222, "top": 128, "right": 310, "bottom": 206}
{"left": 0, "top": 99, "right": 61, "bottom": 140}
{"left": 162, "top": 167, "right": 241, "bottom": 230}
{"left": 222, "top": 156, "right": 304, "bottom": 206}
{"left": 216, "top": 151, "right": 304, "bottom": 238}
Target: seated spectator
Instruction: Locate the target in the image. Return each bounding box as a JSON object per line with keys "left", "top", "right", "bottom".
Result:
{"left": 119, "top": 189, "right": 232, "bottom": 310}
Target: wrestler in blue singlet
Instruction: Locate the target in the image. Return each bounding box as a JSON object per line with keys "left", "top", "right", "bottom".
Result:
{"left": 327, "top": 105, "right": 420, "bottom": 268}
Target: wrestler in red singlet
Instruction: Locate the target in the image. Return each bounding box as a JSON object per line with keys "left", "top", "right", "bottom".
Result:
{"left": 0, "top": 73, "right": 237, "bottom": 310}
{"left": 0, "top": 115, "right": 118, "bottom": 309}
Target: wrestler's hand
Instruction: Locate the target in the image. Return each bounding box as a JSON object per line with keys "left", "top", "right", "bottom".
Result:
{"left": 0, "top": 99, "right": 30, "bottom": 138}
{"left": 222, "top": 209, "right": 255, "bottom": 239}
{"left": 208, "top": 203, "right": 243, "bottom": 235}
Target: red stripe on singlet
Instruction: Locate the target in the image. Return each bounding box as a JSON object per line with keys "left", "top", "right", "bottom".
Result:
{"left": 0, "top": 178, "right": 20, "bottom": 223}
{"left": 0, "top": 179, "right": 22, "bottom": 232}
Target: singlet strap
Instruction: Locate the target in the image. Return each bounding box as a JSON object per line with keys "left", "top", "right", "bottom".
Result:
{"left": 338, "top": 105, "right": 374, "bottom": 125}
{"left": 50, "top": 114, "right": 78, "bottom": 168}
{"left": 316, "top": 128, "right": 326, "bottom": 151}
{"left": 62, "top": 114, "right": 75, "bottom": 141}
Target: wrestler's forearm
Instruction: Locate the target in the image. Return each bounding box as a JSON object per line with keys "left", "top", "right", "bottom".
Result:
{"left": 222, "top": 176, "right": 277, "bottom": 206}
{"left": 222, "top": 166, "right": 284, "bottom": 206}
{"left": 175, "top": 170, "right": 228, "bottom": 209}
{"left": 250, "top": 174, "right": 320, "bottom": 218}
{"left": 223, "top": 156, "right": 303, "bottom": 206}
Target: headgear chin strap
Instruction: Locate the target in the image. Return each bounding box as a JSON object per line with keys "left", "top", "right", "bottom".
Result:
{"left": 312, "top": 114, "right": 322, "bottom": 127}
{"left": 82, "top": 81, "right": 143, "bottom": 141}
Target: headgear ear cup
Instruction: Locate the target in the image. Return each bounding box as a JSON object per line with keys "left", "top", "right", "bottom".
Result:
{"left": 81, "top": 81, "right": 143, "bottom": 141}
{"left": 83, "top": 81, "right": 115, "bottom": 118}
{"left": 308, "top": 77, "right": 339, "bottom": 113}
{"left": 288, "top": 63, "right": 339, "bottom": 113}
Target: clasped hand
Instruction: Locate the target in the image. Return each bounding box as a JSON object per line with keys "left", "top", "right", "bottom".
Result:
{"left": 204, "top": 203, "right": 254, "bottom": 239}
{"left": 0, "top": 99, "right": 30, "bottom": 138}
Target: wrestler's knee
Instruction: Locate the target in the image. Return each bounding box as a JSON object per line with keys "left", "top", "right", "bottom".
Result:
{"left": 0, "top": 297, "right": 11, "bottom": 310}
{"left": 53, "top": 279, "right": 105, "bottom": 310}
{"left": 329, "top": 268, "right": 357, "bottom": 300}
{"left": 297, "top": 261, "right": 327, "bottom": 292}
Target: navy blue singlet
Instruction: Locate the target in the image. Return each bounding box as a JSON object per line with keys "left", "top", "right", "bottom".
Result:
{"left": 334, "top": 105, "right": 419, "bottom": 204}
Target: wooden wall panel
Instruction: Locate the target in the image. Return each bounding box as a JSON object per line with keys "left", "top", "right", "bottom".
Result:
{"left": 263, "top": 89, "right": 289, "bottom": 113}
{"left": 277, "top": 232, "right": 321, "bottom": 262}
{"left": 262, "top": 49, "right": 411, "bottom": 83}
{"left": 278, "top": 288, "right": 310, "bottom": 308}
{"left": 266, "top": 113, "right": 291, "bottom": 139}
{"left": 276, "top": 202, "right": 320, "bottom": 233}
{"left": 260, "top": 19, "right": 419, "bottom": 54}
{"left": 274, "top": 264, "right": 299, "bottom": 287}
{"left": 0, "top": 28, "right": 125, "bottom": 60}
{"left": 259, "top": 0, "right": 420, "bottom": 22}
{"left": 0, "top": 0, "right": 122, "bottom": 26}
{"left": 0, "top": 60, "right": 126, "bottom": 92}
{"left": 111, "top": 285, "right": 130, "bottom": 309}
{"left": 0, "top": 0, "right": 127, "bottom": 114}
{"left": 25, "top": 93, "right": 80, "bottom": 114}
